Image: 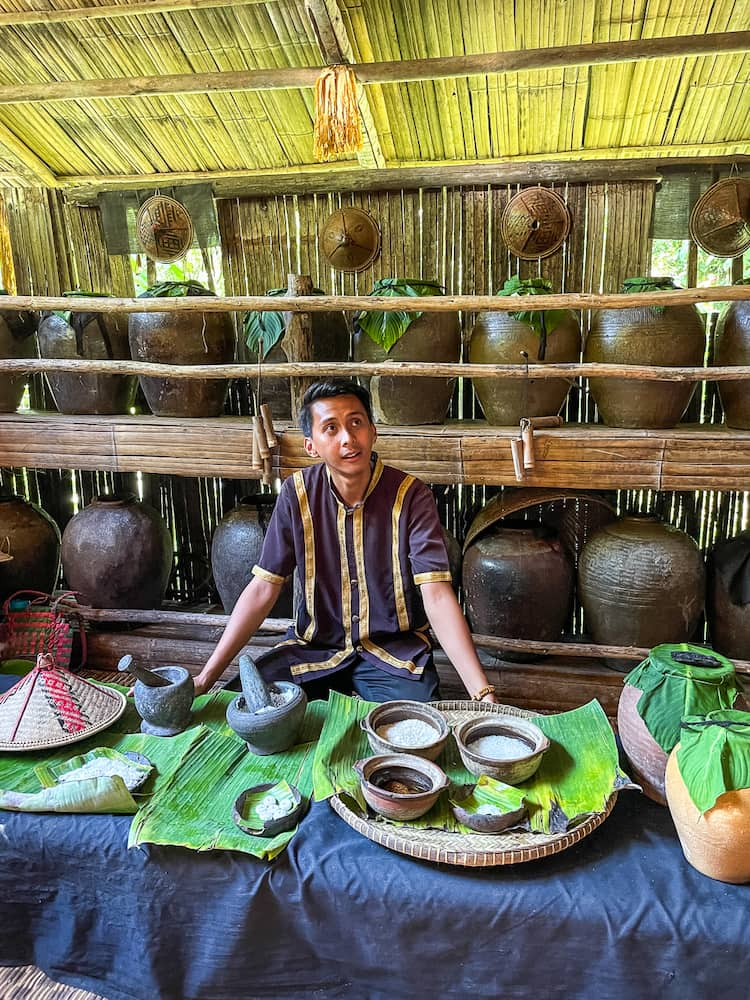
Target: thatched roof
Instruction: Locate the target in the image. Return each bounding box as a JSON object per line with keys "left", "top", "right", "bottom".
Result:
{"left": 0, "top": 0, "right": 745, "bottom": 197}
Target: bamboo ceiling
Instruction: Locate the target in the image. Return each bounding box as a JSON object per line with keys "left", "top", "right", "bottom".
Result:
{"left": 0, "top": 0, "right": 744, "bottom": 194}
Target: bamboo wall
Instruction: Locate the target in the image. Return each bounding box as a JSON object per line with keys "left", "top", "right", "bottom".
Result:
{"left": 1, "top": 178, "right": 746, "bottom": 625}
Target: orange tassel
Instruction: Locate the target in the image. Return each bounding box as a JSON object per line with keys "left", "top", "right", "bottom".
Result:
{"left": 313, "top": 64, "right": 363, "bottom": 162}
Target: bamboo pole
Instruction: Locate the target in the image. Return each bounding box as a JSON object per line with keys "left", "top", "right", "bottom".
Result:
{"left": 282, "top": 274, "right": 315, "bottom": 420}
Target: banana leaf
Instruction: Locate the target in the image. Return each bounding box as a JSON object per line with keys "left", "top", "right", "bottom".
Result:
{"left": 676, "top": 709, "right": 750, "bottom": 813}
{"left": 497, "top": 276, "right": 569, "bottom": 358}
{"left": 353, "top": 278, "right": 445, "bottom": 352}
{"left": 0, "top": 775, "right": 137, "bottom": 814}
{"left": 130, "top": 701, "right": 328, "bottom": 861}
{"left": 243, "top": 287, "right": 325, "bottom": 355}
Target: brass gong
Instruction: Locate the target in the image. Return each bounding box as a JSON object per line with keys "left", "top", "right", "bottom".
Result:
{"left": 320, "top": 206, "right": 381, "bottom": 272}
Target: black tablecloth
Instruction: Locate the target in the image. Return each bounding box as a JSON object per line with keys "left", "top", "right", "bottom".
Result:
{"left": 0, "top": 792, "right": 746, "bottom": 1000}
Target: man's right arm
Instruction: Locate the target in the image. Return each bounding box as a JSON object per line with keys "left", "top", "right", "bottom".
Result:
{"left": 193, "top": 575, "right": 282, "bottom": 696}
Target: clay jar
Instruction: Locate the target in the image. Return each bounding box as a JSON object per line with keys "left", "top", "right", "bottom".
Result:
{"left": 577, "top": 515, "right": 705, "bottom": 668}
{"left": 353, "top": 312, "right": 461, "bottom": 425}
{"left": 211, "top": 496, "right": 293, "bottom": 617}
{"left": 462, "top": 522, "right": 574, "bottom": 661}
{"left": 61, "top": 494, "right": 172, "bottom": 608}
{"left": 0, "top": 495, "right": 61, "bottom": 601}
{"left": 585, "top": 277, "right": 705, "bottom": 428}
{"left": 714, "top": 285, "right": 750, "bottom": 428}
{"left": 37, "top": 309, "right": 137, "bottom": 415}
{"left": 469, "top": 311, "right": 581, "bottom": 424}
{"left": 129, "top": 284, "right": 234, "bottom": 417}
{"left": 706, "top": 531, "right": 750, "bottom": 659}
{"left": 0, "top": 307, "right": 36, "bottom": 412}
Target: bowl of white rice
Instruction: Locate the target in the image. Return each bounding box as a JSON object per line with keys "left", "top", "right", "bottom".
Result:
{"left": 361, "top": 700, "right": 449, "bottom": 760}
{"left": 453, "top": 715, "right": 550, "bottom": 784}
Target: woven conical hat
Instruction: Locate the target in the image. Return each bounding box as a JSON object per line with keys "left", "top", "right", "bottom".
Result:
{"left": 0, "top": 654, "right": 126, "bottom": 752}
{"left": 501, "top": 187, "right": 571, "bottom": 259}
{"left": 320, "top": 206, "right": 381, "bottom": 271}
{"left": 136, "top": 194, "right": 194, "bottom": 263}
{"left": 689, "top": 177, "right": 750, "bottom": 258}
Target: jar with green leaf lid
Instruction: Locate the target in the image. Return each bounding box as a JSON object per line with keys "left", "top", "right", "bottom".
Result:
{"left": 585, "top": 276, "right": 705, "bottom": 428}
{"left": 469, "top": 277, "right": 581, "bottom": 425}
{"left": 666, "top": 710, "right": 750, "bottom": 883}
{"left": 617, "top": 644, "right": 740, "bottom": 805}
{"left": 352, "top": 278, "right": 460, "bottom": 425}
{"left": 714, "top": 278, "right": 750, "bottom": 429}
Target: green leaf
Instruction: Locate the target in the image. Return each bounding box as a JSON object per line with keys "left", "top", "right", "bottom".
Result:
{"left": 621, "top": 276, "right": 679, "bottom": 314}
{"left": 676, "top": 709, "right": 750, "bottom": 813}
{"left": 34, "top": 746, "right": 153, "bottom": 791}
{"left": 236, "top": 779, "right": 297, "bottom": 830}
{"left": 449, "top": 774, "right": 526, "bottom": 816}
{"left": 624, "top": 643, "right": 740, "bottom": 753}
{"left": 243, "top": 287, "right": 326, "bottom": 355}
{"left": 139, "top": 280, "right": 214, "bottom": 299}
{"left": 0, "top": 775, "right": 138, "bottom": 814}
{"left": 496, "top": 276, "right": 570, "bottom": 358}
{"left": 354, "top": 277, "right": 445, "bottom": 352}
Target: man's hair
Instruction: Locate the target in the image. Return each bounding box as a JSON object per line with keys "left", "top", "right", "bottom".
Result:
{"left": 299, "top": 379, "right": 374, "bottom": 436}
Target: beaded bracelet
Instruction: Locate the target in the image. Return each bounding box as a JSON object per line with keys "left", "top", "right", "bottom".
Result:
{"left": 471, "top": 684, "right": 496, "bottom": 702}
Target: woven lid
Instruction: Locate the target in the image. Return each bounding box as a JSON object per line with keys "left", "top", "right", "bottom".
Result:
{"left": 0, "top": 653, "right": 126, "bottom": 752}
{"left": 320, "top": 206, "right": 381, "bottom": 271}
{"left": 501, "top": 188, "right": 571, "bottom": 259}
{"left": 136, "top": 194, "right": 194, "bottom": 263}
{"left": 689, "top": 177, "right": 750, "bottom": 258}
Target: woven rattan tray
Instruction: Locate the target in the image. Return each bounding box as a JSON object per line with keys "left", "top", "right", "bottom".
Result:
{"left": 330, "top": 700, "right": 617, "bottom": 867}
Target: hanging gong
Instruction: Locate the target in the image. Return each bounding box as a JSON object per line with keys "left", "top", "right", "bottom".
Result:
{"left": 136, "top": 194, "right": 194, "bottom": 263}
{"left": 320, "top": 206, "right": 381, "bottom": 272}
{"left": 689, "top": 177, "right": 750, "bottom": 259}
{"left": 501, "top": 188, "right": 571, "bottom": 260}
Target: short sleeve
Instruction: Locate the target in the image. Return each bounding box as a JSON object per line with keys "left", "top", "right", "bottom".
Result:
{"left": 252, "top": 479, "right": 298, "bottom": 585}
{"left": 405, "top": 481, "right": 452, "bottom": 586}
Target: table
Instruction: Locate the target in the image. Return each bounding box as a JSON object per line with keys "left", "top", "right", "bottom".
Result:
{"left": 0, "top": 790, "right": 747, "bottom": 1000}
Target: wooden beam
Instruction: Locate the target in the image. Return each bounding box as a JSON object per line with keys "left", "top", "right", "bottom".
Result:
{"left": 305, "top": 0, "right": 386, "bottom": 169}
{"left": 0, "top": 32, "right": 747, "bottom": 106}
{"left": 0, "top": 0, "right": 267, "bottom": 27}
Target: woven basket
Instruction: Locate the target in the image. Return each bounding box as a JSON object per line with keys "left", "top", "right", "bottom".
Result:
{"left": 320, "top": 206, "right": 381, "bottom": 272}
{"left": 501, "top": 188, "right": 571, "bottom": 260}
{"left": 136, "top": 194, "right": 193, "bottom": 263}
{"left": 689, "top": 177, "right": 750, "bottom": 259}
{"left": 330, "top": 701, "right": 617, "bottom": 867}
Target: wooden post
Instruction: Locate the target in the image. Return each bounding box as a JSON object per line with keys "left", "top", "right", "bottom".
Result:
{"left": 281, "top": 273, "right": 315, "bottom": 421}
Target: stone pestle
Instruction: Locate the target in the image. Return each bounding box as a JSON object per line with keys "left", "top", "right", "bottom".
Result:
{"left": 118, "top": 653, "right": 171, "bottom": 688}
{"left": 226, "top": 653, "right": 308, "bottom": 755}
{"left": 238, "top": 653, "right": 273, "bottom": 711}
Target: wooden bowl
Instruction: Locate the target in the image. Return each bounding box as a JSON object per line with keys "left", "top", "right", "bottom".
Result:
{"left": 360, "top": 700, "right": 449, "bottom": 760}
{"left": 353, "top": 753, "right": 449, "bottom": 821}
{"left": 453, "top": 716, "right": 550, "bottom": 784}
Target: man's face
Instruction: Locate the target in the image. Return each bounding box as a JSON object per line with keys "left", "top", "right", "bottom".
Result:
{"left": 303, "top": 394, "right": 377, "bottom": 477}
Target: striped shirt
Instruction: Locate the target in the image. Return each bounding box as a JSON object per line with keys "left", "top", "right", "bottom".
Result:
{"left": 252, "top": 455, "right": 452, "bottom": 682}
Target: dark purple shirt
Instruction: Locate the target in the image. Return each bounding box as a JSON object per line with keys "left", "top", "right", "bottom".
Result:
{"left": 253, "top": 456, "right": 452, "bottom": 682}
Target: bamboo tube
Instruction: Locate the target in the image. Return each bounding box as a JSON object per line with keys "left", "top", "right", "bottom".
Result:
{"left": 260, "top": 403, "right": 278, "bottom": 447}
{"left": 251, "top": 422, "right": 261, "bottom": 470}
{"left": 520, "top": 420, "right": 535, "bottom": 470}
{"left": 253, "top": 414, "right": 270, "bottom": 459}
{"left": 262, "top": 455, "right": 273, "bottom": 486}
{"left": 510, "top": 437, "right": 524, "bottom": 481}
{"left": 527, "top": 415, "right": 563, "bottom": 428}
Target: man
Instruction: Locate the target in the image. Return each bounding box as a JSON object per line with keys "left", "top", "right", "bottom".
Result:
{"left": 193, "top": 379, "right": 497, "bottom": 704}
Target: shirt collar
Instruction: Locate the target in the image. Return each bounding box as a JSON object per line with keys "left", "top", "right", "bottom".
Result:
{"left": 326, "top": 452, "right": 383, "bottom": 510}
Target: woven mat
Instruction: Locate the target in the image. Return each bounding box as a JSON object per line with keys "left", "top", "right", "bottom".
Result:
{"left": 0, "top": 966, "right": 104, "bottom": 1000}
{"left": 330, "top": 700, "right": 617, "bottom": 867}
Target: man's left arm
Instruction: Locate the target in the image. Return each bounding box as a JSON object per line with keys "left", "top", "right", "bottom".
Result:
{"left": 421, "top": 581, "right": 498, "bottom": 703}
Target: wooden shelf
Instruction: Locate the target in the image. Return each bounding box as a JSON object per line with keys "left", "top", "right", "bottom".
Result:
{"left": 2, "top": 412, "right": 749, "bottom": 489}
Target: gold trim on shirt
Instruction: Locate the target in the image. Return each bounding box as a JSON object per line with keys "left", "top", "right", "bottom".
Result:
{"left": 292, "top": 471, "right": 317, "bottom": 642}
{"left": 360, "top": 636, "right": 420, "bottom": 674}
{"left": 251, "top": 564, "right": 286, "bottom": 586}
{"left": 391, "top": 475, "right": 416, "bottom": 632}
{"left": 414, "top": 570, "right": 453, "bottom": 585}
{"left": 352, "top": 505, "right": 370, "bottom": 641}
{"left": 337, "top": 503, "right": 353, "bottom": 651}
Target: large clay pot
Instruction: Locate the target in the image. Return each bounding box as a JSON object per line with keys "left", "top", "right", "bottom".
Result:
{"left": 706, "top": 531, "right": 750, "bottom": 659}
{"left": 129, "top": 288, "right": 234, "bottom": 417}
{"left": 0, "top": 308, "right": 36, "bottom": 412}
{"left": 714, "top": 285, "right": 750, "bottom": 428}
{"left": 353, "top": 312, "right": 461, "bottom": 425}
{"left": 469, "top": 311, "right": 581, "bottom": 424}
{"left": 462, "top": 523, "right": 574, "bottom": 662}
{"left": 585, "top": 277, "right": 705, "bottom": 428}
{"left": 666, "top": 744, "right": 750, "bottom": 883}
{"left": 578, "top": 515, "right": 705, "bottom": 668}
{"left": 37, "top": 310, "right": 137, "bottom": 415}
{"left": 211, "top": 496, "right": 293, "bottom": 617}
{"left": 258, "top": 311, "right": 350, "bottom": 422}
{"left": 0, "top": 495, "right": 60, "bottom": 600}
{"left": 61, "top": 494, "right": 172, "bottom": 608}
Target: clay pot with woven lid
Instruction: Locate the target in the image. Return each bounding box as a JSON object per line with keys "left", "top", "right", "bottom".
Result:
{"left": 38, "top": 298, "right": 137, "bottom": 415}
{"left": 462, "top": 522, "right": 574, "bottom": 662}
{"left": 469, "top": 278, "right": 581, "bottom": 425}
{"left": 352, "top": 279, "right": 460, "bottom": 425}
{"left": 61, "top": 494, "right": 172, "bottom": 608}
{"left": 577, "top": 515, "right": 705, "bottom": 669}
{"left": 0, "top": 495, "right": 61, "bottom": 601}
{"left": 714, "top": 281, "right": 750, "bottom": 429}
{"left": 617, "top": 644, "right": 738, "bottom": 804}
{"left": 585, "top": 277, "right": 705, "bottom": 428}
{"left": 0, "top": 303, "right": 36, "bottom": 412}
{"left": 129, "top": 280, "right": 234, "bottom": 417}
